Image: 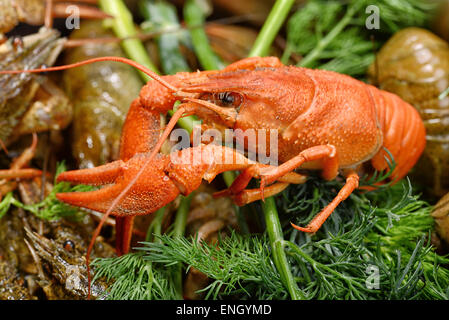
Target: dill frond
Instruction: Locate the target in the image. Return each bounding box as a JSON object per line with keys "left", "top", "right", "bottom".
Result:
{"left": 140, "top": 232, "right": 288, "bottom": 300}
{"left": 280, "top": 179, "right": 449, "bottom": 300}
{"left": 285, "top": 0, "right": 437, "bottom": 77}
{"left": 91, "top": 252, "right": 180, "bottom": 300}
{"left": 89, "top": 178, "right": 449, "bottom": 300}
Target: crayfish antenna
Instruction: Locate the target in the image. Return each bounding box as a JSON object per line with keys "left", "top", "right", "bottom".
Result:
{"left": 0, "top": 57, "right": 178, "bottom": 93}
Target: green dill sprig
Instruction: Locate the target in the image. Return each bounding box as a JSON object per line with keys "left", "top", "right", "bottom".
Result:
{"left": 91, "top": 252, "right": 180, "bottom": 300}
{"left": 89, "top": 178, "right": 449, "bottom": 300}
{"left": 140, "top": 232, "right": 288, "bottom": 300}
{"left": 285, "top": 0, "right": 437, "bottom": 77}
{"left": 278, "top": 179, "right": 449, "bottom": 300}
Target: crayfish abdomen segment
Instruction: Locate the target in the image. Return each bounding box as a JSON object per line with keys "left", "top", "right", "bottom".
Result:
{"left": 369, "top": 86, "right": 426, "bottom": 181}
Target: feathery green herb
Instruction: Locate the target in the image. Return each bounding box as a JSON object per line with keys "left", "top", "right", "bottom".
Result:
{"left": 91, "top": 180, "right": 449, "bottom": 300}
{"left": 140, "top": 233, "right": 288, "bottom": 300}
{"left": 284, "top": 0, "right": 438, "bottom": 77}
{"left": 91, "top": 252, "right": 180, "bottom": 300}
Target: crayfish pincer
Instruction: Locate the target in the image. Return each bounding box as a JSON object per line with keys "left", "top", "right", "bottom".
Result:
{"left": 0, "top": 57, "right": 426, "bottom": 295}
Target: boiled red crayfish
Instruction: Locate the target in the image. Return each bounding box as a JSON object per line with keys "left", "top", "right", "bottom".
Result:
{"left": 0, "top": 56, "right": 426, "bottom": 297}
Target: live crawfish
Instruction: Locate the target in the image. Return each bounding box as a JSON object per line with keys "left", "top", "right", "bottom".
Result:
{"left": 0, "top": 27, "right": 72, "bottom": 202}
{"left": 0, "top": 56, "right": 426, "bottom": 298}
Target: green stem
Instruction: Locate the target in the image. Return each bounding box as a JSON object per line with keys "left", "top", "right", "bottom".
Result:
{"left": 99, "top": 0, "right": 159, "bottom": 81}
{"left": 298, "top": 2, "right": 361, "bottom": 68}
{"left": 248, "top": 0, "right": 295, "bottom": 57}
{"left": 139, "top": 0, "right": 191, "bottom": 75}
{"left": 145, "top": 207, "right": 166, "bottom": 242}
{"left": 172, "top": 194, "right": 194, "bottom": 298}
{"left": 222, "top": 171, "right": 237, "bottom": 189}
{"left": 173, "top": 194, "right": 194, "bottom": 238}
{"left": 248, "top": 0, "right": 301, "bottom": 300}
{"left": 183, "top": 0, "right": 225, "bottom": 70}
{"left": 262, "top": 198, "right": 304, "bottom": 300}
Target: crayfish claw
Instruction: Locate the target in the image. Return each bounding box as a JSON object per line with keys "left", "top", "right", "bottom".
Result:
{"left": 56, "top": 160, "right": 124, "bottom": 186}
{"left": 56, "top": 183, "right": 124, "bottom": 214}
{"left": 56, "top": 153, "right": 181, "bottom": 217}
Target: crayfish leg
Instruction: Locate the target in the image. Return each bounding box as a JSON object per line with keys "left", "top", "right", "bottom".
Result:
{"left": 230, "top": 182, "right": 291, "bottom": 206}
{"left": 0, "top": 133, "right": 42, "bottom": 199}
{"left": 291, "top": 170, "right": 359, "bottom": 233}
{"left": 213, "top": 164, "right": 306, "bottom": 202}
{"left": 259, "top": 145, "right": 339, "bottom": 187}
{"left": 115, "top": 216, "right": 134, "bottom": 256}
{"left": 251, "top": 144, "right": 359, "bottom": 233}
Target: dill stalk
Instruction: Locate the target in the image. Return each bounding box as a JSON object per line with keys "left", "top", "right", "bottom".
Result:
{"left": 139, "top": 0, "right": 191, "bottom": 75}
{"left": 263, "top": 199, "right": 305, "bottom": 300}
{"left": 172, "top": 194, "right": 194, "bottom": 299}
{"left": 183, "top": 0, "right": 225, "bottom": 70}
{"left": 248, "top": 0, "right": 295, "bottom": 57}
{"left": 99, "top": 0, "right": 159, "bottom": 80}
{"left": 145, "top": 207, "right": 166, "bottom": 242}
{"left": 173, "top": 195, "right": 194, "bottom": 238}
{"left": 248, "top": 0, "right": 302, "bottom": 300}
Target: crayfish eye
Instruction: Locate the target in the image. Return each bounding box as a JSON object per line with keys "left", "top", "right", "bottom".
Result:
{"left": 199, "top": 91, "right": 244, "bottom": 108}
{"left": 215, "top": 92, "right": 243, "bottom": 108}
